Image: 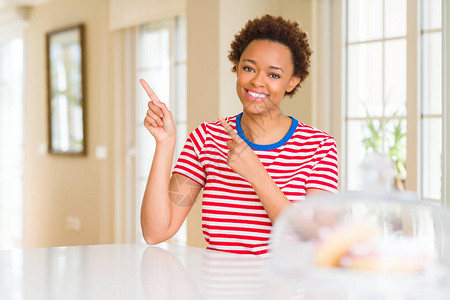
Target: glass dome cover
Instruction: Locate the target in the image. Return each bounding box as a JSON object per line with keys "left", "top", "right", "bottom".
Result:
{"left": 267, "top": 154, "right": 450, "bottom": 297}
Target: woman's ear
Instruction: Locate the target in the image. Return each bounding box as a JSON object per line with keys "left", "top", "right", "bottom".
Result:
{"left": 286, "top": 76, "right": 301, "bottom": 93}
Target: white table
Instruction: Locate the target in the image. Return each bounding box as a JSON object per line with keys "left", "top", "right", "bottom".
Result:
{"left": 1, "top": 243, "right": 450, "bottom": 299}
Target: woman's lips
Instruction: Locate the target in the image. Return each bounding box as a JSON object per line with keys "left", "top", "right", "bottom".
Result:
{"left": 245, "top": 89, "right": 268, "bottom": 101}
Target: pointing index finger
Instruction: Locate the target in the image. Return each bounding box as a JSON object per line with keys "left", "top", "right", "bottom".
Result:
{"left": 140, "top": 79, "right": 161, "bottom": 104}
{"left": 218, "top": 116, "right": 239, "bottom": 140}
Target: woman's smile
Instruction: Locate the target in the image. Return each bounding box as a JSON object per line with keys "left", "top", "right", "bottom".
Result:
{"left": 245, "top": 89, "right": 269, "bottom": 101}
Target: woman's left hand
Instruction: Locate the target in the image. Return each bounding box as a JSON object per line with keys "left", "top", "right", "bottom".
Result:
{"left": 218, "top": 116, "right": 266, "bottom": 184}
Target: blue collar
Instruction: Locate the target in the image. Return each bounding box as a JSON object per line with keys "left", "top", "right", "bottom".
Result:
{"left": 235, "top": 112, "right": 298, "bottom": 150}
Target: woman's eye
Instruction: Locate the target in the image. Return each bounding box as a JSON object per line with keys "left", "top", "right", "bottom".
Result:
{"left": 243, "top": 66, "right": 254, "bottom": 72}
{"left": 269, "top": 73, "right": 281, "bottom": 79}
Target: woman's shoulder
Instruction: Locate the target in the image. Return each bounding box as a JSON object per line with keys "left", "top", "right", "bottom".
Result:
{"left": 292, "top": 119, "right": 335, "bottom": 141}
{"left": 203, "top": 115, "right": 238, "bottom": 127}
{"left": 191, "top": 114, "right": 239, "bottom": 137}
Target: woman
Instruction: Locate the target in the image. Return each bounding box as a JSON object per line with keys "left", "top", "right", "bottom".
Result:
{"left": 140, "top": 15, "right": 338, "bottom": 255}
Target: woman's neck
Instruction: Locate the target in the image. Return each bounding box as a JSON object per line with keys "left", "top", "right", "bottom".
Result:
{"left": 239, "top": 111, "right": 292, "bottom": 145}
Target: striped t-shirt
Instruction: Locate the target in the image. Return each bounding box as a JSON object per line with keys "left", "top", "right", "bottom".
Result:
{"left": 172, "top": 113, "right": 338, "bottom": 255}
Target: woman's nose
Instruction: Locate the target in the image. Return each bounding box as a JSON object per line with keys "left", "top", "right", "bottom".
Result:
{"left": 251, "top": 72, "right": 265, "bottom": 87}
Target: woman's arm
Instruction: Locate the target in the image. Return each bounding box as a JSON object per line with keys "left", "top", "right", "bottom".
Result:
{"left": 237, "top": 172, "right": 332, "bottom": 223}
{"left": 139, "top": 79, "right": 202, "bottom": 244}
{"left": 142, "top": 168, "right": 201, "bottom": 244}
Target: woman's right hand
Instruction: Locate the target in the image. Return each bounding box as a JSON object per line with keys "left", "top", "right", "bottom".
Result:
{"left": 140, "top": 79, "right": 176, "bottom": 144}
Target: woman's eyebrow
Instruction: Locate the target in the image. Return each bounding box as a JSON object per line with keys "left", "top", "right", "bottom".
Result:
{"left": 269, "top": 65, "right": 285, "bottom": 73}
{"left": 243, "top": 59, "right": 285, "bottom": 73}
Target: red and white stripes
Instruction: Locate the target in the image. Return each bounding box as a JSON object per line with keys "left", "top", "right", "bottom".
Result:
{"left": 173, "top": 114, "right": 338, "bottom": 256}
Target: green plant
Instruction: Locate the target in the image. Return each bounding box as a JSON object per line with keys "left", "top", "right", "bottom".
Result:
{"left": 361, "top": 107, "right": 406, "bottom": 191}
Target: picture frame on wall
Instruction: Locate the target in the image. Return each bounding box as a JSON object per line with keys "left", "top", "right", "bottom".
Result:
{"left": 46, "top": 24, "right": 86, "bottom": 155}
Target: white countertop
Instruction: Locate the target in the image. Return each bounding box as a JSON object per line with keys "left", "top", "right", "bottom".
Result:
{"left": 1, "top": 243, "right": 450, "bottom": 299}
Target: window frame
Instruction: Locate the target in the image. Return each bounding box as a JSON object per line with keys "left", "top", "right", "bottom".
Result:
{"left": 443, "top": 0, "right": 450, "bottom": 207}
{"left": 339, "top": 0, "right": 446, "bottom": 204}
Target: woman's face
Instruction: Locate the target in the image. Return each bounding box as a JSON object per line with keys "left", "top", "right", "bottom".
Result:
{"left": 235, "top": 39, "right": 300, "bottom": 115}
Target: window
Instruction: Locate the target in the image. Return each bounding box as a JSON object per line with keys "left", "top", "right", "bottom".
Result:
{"left": 344, "top": 0, "right": 443, "bottom": 203}
{"left": 135, "top": 15, "right": 187, "bottom": 244}
{"left": 421, "top": 0, "right": 442, "bottom": 202}
{"left": 0, "top": 37, "right": 24, "bottom": 249}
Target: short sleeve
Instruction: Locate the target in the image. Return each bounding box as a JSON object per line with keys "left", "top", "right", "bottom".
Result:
{"left": 172, "top": 123, "right": 207, "bottom": 187}
{"left": 305, "top": 137, "right": 339, "bottom": 193}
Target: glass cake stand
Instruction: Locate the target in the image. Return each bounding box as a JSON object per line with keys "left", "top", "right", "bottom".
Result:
{"left": 268, "top": 155, "right": 450, "bottom": 299}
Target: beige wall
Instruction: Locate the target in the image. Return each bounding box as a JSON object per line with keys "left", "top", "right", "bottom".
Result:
{"left": 24, "top": 0, "right": 114, "bottom": 247}
{"left": 109, "top": 0, "right": 185, "bottom": 30}
{"left": 20, "top": 0, "right": 320, "bottom": 248}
